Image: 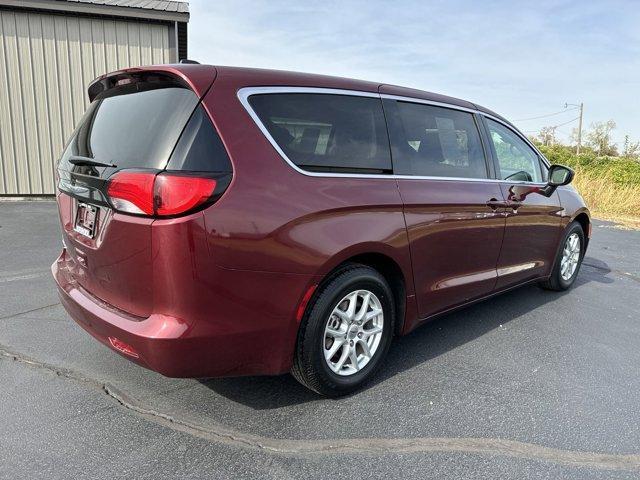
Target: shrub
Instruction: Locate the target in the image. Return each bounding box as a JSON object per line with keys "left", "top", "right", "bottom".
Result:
{"left": 538, "top": 145, "right": 640, "bottom": 186}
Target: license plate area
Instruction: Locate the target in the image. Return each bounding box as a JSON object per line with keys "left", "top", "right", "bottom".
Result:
{"left": 74, "top": 203, "right": 98, "bottom": 238}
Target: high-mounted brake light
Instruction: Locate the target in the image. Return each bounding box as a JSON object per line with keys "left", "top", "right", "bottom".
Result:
{"left": 106, "top": 171, "right": 218, "bottom": 217}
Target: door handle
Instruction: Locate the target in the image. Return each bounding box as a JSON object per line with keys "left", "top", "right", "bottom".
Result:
{"left": 487, "top": 199, "right": 521, "bottom": 211}
{"left": 486, "top": 199, "right": 509, "bottom": 210}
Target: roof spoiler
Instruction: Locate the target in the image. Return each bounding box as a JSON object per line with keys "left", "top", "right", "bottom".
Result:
{"left": 87, "top": 65, "right": 217, "bottom": 102}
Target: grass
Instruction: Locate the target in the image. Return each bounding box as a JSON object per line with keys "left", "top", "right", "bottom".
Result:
{"left": 537, "top": 145, "right": 640, "bottom": 228}
{"left": 571, "top": 167, "right": 640, "bottom": 228}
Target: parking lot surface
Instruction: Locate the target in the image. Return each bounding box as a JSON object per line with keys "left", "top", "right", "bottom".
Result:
{"left": 1, "top": 200, "right": 640, "bottom": 479}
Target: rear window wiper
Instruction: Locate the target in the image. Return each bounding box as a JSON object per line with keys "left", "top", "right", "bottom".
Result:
{"left": 69, "top": 155, "right": 117, "bottom": 168}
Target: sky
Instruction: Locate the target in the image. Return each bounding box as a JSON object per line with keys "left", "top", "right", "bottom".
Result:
{"left": 188, "top": 0, "right": 640, "bottom": 148}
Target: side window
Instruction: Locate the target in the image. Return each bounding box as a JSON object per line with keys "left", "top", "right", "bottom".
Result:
{"left": 538, "top": 158, "right": 549, "bottom": 182}
{"left": 249, "top": 93, "right": 391, "bottom": 174}
{"left": 386, "top": 101, "right": 488, "bottom": 179}
{"left": 166, "top": 105, "right": 232, "bottom": 172}
{"left": 486, "top": 119, "right": 542, "bottom": 183}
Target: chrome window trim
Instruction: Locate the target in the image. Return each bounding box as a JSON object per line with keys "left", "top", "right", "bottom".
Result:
{"left": 380, "top": 93, "right": 480, "bottom": 114}
{"left": 237, "top": 86, "right": 549, "bottom": 185}
{"left": 381, "top": 92, "right": 551, "bottom": 169}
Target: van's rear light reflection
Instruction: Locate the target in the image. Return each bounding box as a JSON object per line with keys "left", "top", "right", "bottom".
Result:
{"left": 108, "top": 336, "right": 139, "bottom": 358}
{"left": 106, "top": 170, "right": 218, "bottom": 217}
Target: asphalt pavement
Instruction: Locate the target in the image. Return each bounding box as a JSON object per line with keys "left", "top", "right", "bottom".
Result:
{"left": 1, "top": 200, "right": 639, "bottom": 479}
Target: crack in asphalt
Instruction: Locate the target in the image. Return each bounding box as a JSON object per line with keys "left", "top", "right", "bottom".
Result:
{"left": 0, "top": 302, "right": 60, "bottom": 321}
{"left": 2, "top": 345, "right": 640, "bottom": 471}
{"left": 0, "top": 271, "right": 49, "bottom": 284}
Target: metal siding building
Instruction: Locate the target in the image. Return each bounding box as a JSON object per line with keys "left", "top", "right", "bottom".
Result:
{"left": 0, "top": 0, "right": 189, "bottom": 195}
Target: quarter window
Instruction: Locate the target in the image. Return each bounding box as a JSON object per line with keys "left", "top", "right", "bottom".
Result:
{"left": 386, "top": 101, "right": 488, "bottom": 179}
{"left": 486, "top": 119, "right": 543, "bottom": 183}
{"left": 249, "top": 93, "right": 391, "bottom": 174}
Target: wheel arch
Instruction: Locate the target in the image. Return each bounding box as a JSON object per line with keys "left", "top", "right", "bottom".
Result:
{"left": 573, "top": 210, "right": 590, "bottom": 233}
{"left": 572, "top": 209, "right": 591, "bottom": 248}
{"left": 314, "top": 248, "right": 411, "bottom": 336}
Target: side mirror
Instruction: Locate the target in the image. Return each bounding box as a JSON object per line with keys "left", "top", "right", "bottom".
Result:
{"left": 536, "top": 164, "right": 574, "bottom": 198}
{"left": 548, "top": 164, "right": 574, "bottom": 186}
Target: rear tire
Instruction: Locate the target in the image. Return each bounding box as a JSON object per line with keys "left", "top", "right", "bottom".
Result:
{"left": 539, "top": 221, "right": 585, "bottom": 291}
{"left": 292, "top": 264, "right": 395, "bottom": 397}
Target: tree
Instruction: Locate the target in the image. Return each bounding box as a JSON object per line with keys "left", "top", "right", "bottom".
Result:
{"left": 538, "top": 126, "right": 557, "bottom": 146}
{"left": 622, "top": 135, "right": 640, "bottom": 159}
{"left": 585, "top": 120, "right": 618, "bottom": 156}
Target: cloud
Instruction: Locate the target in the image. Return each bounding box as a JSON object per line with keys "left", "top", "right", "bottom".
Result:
{"left": 188, "top": 0, "right": 640, "bottom": 144}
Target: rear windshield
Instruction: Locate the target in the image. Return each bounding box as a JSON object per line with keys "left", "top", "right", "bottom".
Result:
{"left": 59, "top": 83, "right": 199, "bottom": 176}
{"left": 249, "top": 93, "right": 392, "bottom": 174}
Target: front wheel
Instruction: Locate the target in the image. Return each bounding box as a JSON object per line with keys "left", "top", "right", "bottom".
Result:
{"left": 540, "top": 221, "right": 585, "bottom": 291}
{"left": 292, "top": 265, "right": 395, "bottom": 396}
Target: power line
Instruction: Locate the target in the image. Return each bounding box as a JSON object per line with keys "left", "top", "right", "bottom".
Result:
{"left": 553, "top": 116, "right": 581, "bottom": 128}
{"left": 514, "top": 107, "right": 579, "bottom": 121}
{"left": 522, "top": 102, "right": 584, "bottom": 153}
{"left": 524, "top": 117, "right": 580, "bottom": 134}
{"left": 520, "top": 117, "right": 582, "bottom": 146}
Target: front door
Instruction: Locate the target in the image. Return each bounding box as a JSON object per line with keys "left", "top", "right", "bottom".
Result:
{"left": 483, "top": 118, "right": 563, "bottom": 289}
{"left": 383, "top": 98, "right": 506, "bottom": 319}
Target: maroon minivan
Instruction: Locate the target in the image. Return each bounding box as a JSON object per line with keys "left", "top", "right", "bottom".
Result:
{"left": 53, "top": 64, "right": 590, "bottom": 396}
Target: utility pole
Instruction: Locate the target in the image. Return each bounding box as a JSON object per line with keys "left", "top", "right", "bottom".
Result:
{"left": 566, "top": 102, "right": 584, "bottom": 154}
{"left": 576, "top": 102, "right": 584, "bottom": 155}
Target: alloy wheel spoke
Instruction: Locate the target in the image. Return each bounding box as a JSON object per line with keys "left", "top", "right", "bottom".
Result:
{"left": 365, "top": 308, "right": 383, "bottom": 322}
{"left": 326, "top": 327, "right": 344, "bottom": 340}
{"left": 349, "top": 348, "right": 360, "bottom": 371}
{"left": 325, "top": 338, "right": 345, "bottom": 361}
{"left": 355, "top": 291, "right": 371, "bottom": 322}
{"left": 334, "top": 345, "right": 350, "bottom": 371}
{"left": 362, "top": 325, "right": 383, "bottom": 338}
{"left": 344, "top": 292, "right": 358, "bottom": 321}
{"left": 359, "top": 339, "right": 372, "bottom": 358}
{"left": 333, "top": 308, "right": 350, "bottom": 323}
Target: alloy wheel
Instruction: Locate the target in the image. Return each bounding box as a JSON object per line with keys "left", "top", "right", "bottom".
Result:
{"left": 560, "top": 232, "right": 581, "bottom": 281}
{"left": 323, "top": 289, "right": 384, "bottom": 376}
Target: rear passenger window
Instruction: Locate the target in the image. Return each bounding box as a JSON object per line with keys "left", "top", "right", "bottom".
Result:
{"left": 386, "top": 101, "right": 488, "bottom": 179}
{"left": 249, "top": 93, "right": 392, "bottom": 174}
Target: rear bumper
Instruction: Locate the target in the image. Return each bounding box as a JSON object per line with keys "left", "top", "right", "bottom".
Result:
{"left": 53, "top": 249, "right": 196, "bottom": 376}
{"left": 53, "top": 248, "right": 319, "bottom": 377}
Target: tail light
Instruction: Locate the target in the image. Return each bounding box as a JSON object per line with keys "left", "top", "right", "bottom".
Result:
{"left": 154, "top": 174, "right": 217, "bottom": 216}
{"left": 107, "top": 171, "right": 156, "bottom": 215}
{"left": 107, "top": 170, "right": 223, "bottom": 217}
